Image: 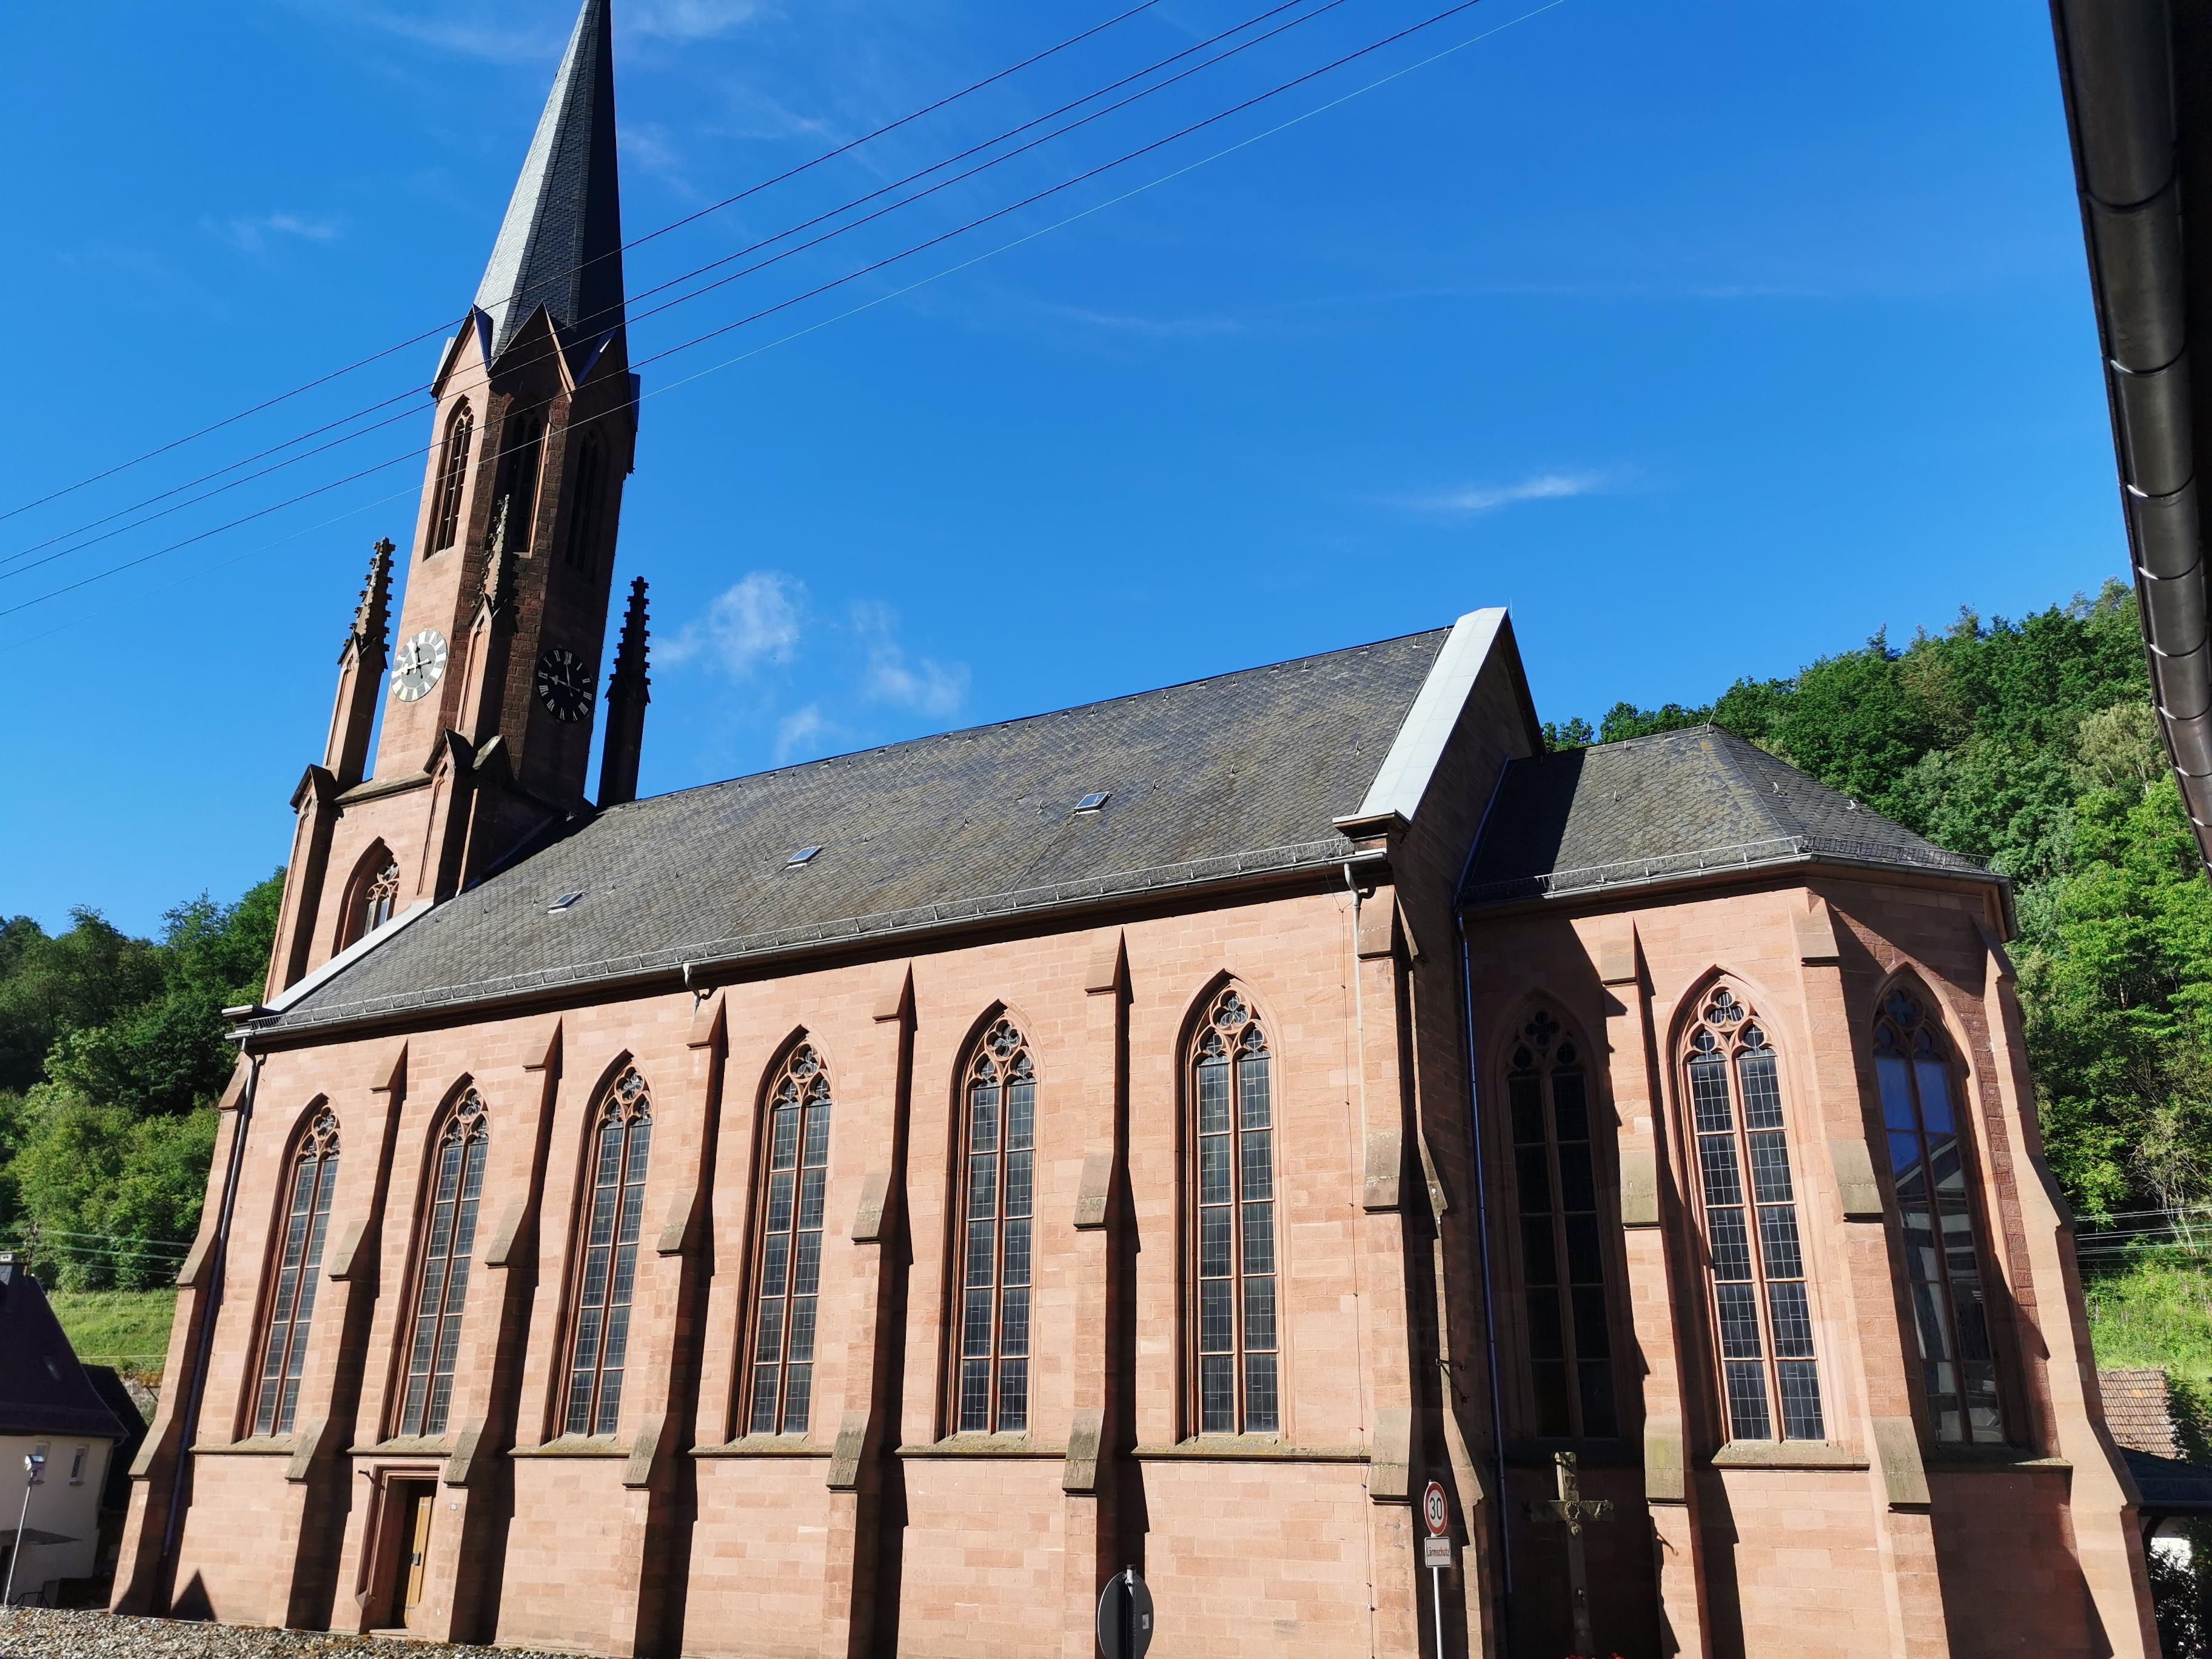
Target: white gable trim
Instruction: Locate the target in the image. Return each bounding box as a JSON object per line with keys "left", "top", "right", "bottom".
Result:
{"left": 265, "top": 899, "right": 435, "bottom": 1015}
{"left": 1353, "top": 607, "right": 1508, "bottom": 825}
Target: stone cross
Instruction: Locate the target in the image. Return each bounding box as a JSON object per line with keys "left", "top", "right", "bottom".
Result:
{"left": 1525, "top": 1450, "right": 1614, "bottom": 1655}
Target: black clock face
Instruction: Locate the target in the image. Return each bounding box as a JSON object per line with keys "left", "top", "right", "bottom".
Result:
{"left": 535, "top": 646, "right": 594, "bottom": 723}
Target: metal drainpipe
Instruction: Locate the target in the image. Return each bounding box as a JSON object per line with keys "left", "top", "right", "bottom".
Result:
{"left": 158, "top": 1042, "right": 263, "bottom": 1594}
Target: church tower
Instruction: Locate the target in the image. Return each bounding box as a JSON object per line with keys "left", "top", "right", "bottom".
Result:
{"left": 264, "top": 0, "right": 642, "bottom": 997}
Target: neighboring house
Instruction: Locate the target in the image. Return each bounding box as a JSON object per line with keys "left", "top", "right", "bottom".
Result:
{"left": 0, "top": 1252, "right": 129, "bottom": 1606}
{"left": 2102, "top": 1367, "right": 2212, "bottom": 1563}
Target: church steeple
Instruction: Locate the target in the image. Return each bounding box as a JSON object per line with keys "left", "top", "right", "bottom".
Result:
{"left": 473, "top": 0, "right": 625, "bottom": 366}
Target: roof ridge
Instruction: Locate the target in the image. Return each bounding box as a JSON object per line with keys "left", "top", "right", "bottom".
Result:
{"left": 597, "top": 623, "right": 1456, "bottom": 816}
{"left": 1694, "top": 725, "right": 1800, "bottom": 843}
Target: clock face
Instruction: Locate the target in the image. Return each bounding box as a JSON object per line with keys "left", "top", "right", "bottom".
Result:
{"left": 392, "top": 629, "right": 448, "bottom": 703}
{"left": 535, "top": 646, "right": 595, "bottom": 723}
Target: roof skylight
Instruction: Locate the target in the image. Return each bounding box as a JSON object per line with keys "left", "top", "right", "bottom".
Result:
{"left": 549, "top": 891, "right": 585, "bottom": 913}
{"left": 786, "top": 845, "right": 822, "bottom": 866}
{"left": 1074, "top": 792, "right": 1111, "bottom": 814}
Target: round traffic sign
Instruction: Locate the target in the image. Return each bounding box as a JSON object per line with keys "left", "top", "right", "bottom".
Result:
{"left": 1096, "top": 1566, "right": 1155, "bottom": 1659}
{"left": 1422, "top": 1480, "right": 1449, "bottom": 1539}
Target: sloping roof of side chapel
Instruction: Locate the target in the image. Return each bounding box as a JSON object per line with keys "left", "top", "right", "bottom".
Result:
{"left": 266, "top": 618, "right": 1513, "bottom": 1033}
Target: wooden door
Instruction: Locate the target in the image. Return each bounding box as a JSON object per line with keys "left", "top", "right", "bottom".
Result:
{"left": 402, "top": 1487, "right": 434, "bottom": 1621}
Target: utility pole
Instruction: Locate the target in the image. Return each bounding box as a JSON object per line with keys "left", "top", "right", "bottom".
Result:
{"left": 5, "top": 1450, "right": 45, "bottom": 1609}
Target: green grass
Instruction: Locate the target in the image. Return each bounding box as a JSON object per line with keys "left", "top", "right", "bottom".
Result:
{"left": 47, "top": 1287, "right": 178, "bottom": 1382}
{"left": 2083, "top": 1249, "right": 2212, "bottom": 1392}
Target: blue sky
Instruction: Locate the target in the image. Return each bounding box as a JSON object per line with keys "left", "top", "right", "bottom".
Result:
{"left": 1, "top": 0, "right": 2123, "bottom": 936}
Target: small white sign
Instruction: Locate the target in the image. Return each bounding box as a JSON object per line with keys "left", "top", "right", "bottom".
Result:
{"left": 1424, "top": 1535, "right": 1452, "bottom": 1569}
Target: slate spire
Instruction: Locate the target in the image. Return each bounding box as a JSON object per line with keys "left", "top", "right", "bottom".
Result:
{"left": 474, "top": 0, "right": 625, "bottom": 365}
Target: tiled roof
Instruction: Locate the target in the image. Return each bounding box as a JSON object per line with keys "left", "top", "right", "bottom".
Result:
{"left": 0, "top": 1262, "right": 130, "bottom": 1443}
{"left": 473, "top": 0, "right": 625, "bottom": 364}
{"left": 266, "top": 628, "right": 1453, "bottom": 1033}
{"left": 2103, "top": 1367, "right": 2185, "bottom": 1460}
{"left": 1461, "top": 725, "right": 1991, "bottom": 906}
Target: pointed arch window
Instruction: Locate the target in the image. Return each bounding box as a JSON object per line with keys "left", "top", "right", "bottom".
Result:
{"left": 563, "top": 1068, "right": 651, "bottom": 1436}
{"left": 1190, "top": 986, "right": 1279, "bottom": 1436}
{"left": 1684, "top": 988, "right": 1824, "bottom": 1442}
{"left": 341, "top": 847, "right": 400, "bottom": 950}
{"left": 400, "top": 1089, "right": 488, "bottom": 1437}
{"left": 253, "top": 1108, "right": 341, "bottom": 1436}
{"left": 953, "top": 1017, "right": 1035, "bottom": 1435}
{"left": 1875, "top": 988, "right": 2005, "bottom": 1445}
{"left": 565, "top": 435, "right": 606, "bottom": 572}
{"left": 1504, "top": 1008, "right": 1618, "bottom": 1438}
{"left": 497, "top": 409, "right": 546, "bottom": 552}
{"left": 429, "top": 400, "right": 473, "bottom": 554}
{"left": 746, "top": 1044, "right": 832, "bottom": 1436}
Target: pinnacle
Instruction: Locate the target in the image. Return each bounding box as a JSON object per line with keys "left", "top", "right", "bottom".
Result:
{"left": 347, "top": 537, "right": 394, "bottom": 657}
{"left": 612, "top": 575, "right": 651, "bottom": 685}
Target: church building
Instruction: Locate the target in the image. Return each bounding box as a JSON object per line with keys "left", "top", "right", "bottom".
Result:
{"left": 114, "top": 4, "right": 2161, "bottom": 1654}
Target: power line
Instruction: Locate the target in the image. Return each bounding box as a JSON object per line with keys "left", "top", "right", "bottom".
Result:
{"left": 0, "top": 0, "right": 1169, "bottom": 526}
{"left": 3, "top": 0, "right": 1566, "bottom": 638}
{"left": 1, "top": 0, "right": 1333, "bottom": 581}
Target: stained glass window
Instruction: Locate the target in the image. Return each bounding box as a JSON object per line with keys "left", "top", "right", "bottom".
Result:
{"left": 1506, "top": 1008, "right": 1618, "bottom": 1438}
{"left": 1685, "top": 988, "right": 1824, "bottom": 1441}
{"left": 953, "top": 1018, "right": 1035, "bottom": 1433}
{"left": 1191, "top": 986, "right": 1279, "bottom": 1435}
{"left": 1874, "top": 988, "right": 2005, "bottom": 1444}
{"left": 748, "top": 1044, "right": 832, "bottom": 1436}
{"left": 253, "top": 1108, "right": 341, "bottom": 1437}
{"left": 563, "top": 1068, "right": 651, "bottom": 1436}
{"left": 400, "top": 1089, "right": 488, "bottom": 1437}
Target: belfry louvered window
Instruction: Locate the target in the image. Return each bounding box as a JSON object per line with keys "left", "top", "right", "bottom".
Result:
{"left": 497, "top": 409, "right": 545, "bottom": 552}
{"left": 1190, "top": 986, "right": 1280, "bottom": 1436}
{"left": 953, "top": 1017, "right": 1035, "bottom": 1434}
{"left": 1875, "top": 988, "right": 2005, "bottom": 1444}
{"left": 565, "top": 435, "right": 606, "bottom": 571}
{"left": 429, "top": 400, "right": 472, "bottom": 554}
{"left": 400, "top": 1089, "right": 488, "bottom": 1437}
{"left": 747, "top": 1044, "right": 831, "bottom": 1436}
{"left": 253, "top": 1109, "right": 341, "bottom": 1436}
{"left": 1684, "top": 987, "right": 1824, "bottom": 1442}
{"left": 1506, "top": 1009, "right": 1618, "bottom": 1438}
{"left": 564, "top": 1068, "right": 651, "bottom": 1436}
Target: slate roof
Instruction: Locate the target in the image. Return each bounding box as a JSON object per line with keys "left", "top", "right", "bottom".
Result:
{"left": 473, "top": 0, "right": 625, "bottom": 364}
{"left": 0, "top": 1259, "right": 130, "bottom": 1443}
{"left": 1462, "top": 724, "right": 1991, "bottom": 907}
{"left": 266, "top": 628, "right": 1452, "bottom": 1033}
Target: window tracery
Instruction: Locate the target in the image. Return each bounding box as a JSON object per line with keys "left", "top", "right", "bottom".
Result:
{"left": 429, "top": 400, "right": 473, "bottom": 554}
{"left": 1874, "top": 987, "right": 2005, "bottom": 1444}
{"left": 745, "top": 1044, "right": 831, "bottom": 1436}
{"left": 253, "top": 1108, "right": 341, "bottom": 1437}
{"left": 953, "top": 1017, "right": 1035, "bottom": 1434}
{"left": 1683, "top": 987, "right": 1823, "bottom": 1441}
{"left": 343, "top": 849, "right": 400, "bottom": 948}
{"left": 563, "top": 1067, "right": 650, "bottom": 1436}
{"left": 1504, "top": 1007, "right": 1618, "bottom": 1438}
{"left": 1190, "top": 985, "right": 1279, "bottom": 1436}
{"left": 400, "top": 1089, "right": 488, "bottom": 1437}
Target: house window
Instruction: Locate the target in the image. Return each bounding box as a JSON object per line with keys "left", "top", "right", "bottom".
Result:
{"left": 563, "top": 1068, "right": 651, "bottom": 1436}
{"left": 253, "top": 1108, "right": 341, "bottom": 1437}
{"left": 429, "top": 400, "right": 473, "bottom": 554}
{"left": 953, "top": 1017, "right": 1035, "bottom": 1435}
{"left": 400, "top": 1088, "right": 489, "bottom": 1437}
{"left": 68, "top": 1447, "right": 85, "bottom": 1484}
{"left": 343, "top": 849, "right": 400, "bottom": 949}
{"left": 1505, "top": 1008, "right": 1618, "bottom": 1438}
{"left": 1190, "top": 985, "right": 1279, "bottom": 1436}
{"left": 1684, "top": 987, "right": 1824, "bottom": 1442}
{"left": 565, "top": 435, "right": 606, "bottom": 571}
{"left": 1875, "top": 987, "right": 2005, "bottom": 1444}
{"left": 745, "top": 1044, "right": 832, "bottom": 1436}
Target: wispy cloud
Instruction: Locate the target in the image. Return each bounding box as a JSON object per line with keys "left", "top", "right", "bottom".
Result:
{"left": 854, "top": 601, "right": 969, "bottom": 716}
{"left": 628, "top": 0, "right": 765, "bottom": 41}
{"left": 1036, "top": 302, "right": 1250, "bottom": 340}
{"left": 662, "top": 571, "right": 802, "bottom": 675}
{"left": 1392, "top": 470, "right": 1615, "bottom": 516}
{"left": 666, "top": 573, "right": 971, "bottom": 766}
{"left": 206, "top": 212, "right": 343, "bottom": 254}
{"left": 354, "top": 7, "right": 562, "bottom": 63}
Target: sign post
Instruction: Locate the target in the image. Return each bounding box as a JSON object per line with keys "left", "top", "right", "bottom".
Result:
{"left": 4, "top": 1450, "right": 44, "bottom": 1609}
{"left": 1421, "top": 1479, "right": 1450, "bottom": 1659}
{"left": 1095, "top": 1566, "right": 1155, "bottom": 1659}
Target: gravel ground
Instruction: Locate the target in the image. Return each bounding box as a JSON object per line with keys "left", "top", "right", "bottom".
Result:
{"left": 0, "top": 1608, "right": 597, "bottom": 1658}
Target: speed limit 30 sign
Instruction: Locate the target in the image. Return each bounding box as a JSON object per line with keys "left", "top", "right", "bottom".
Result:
{"left": 1421, "top": 1481, "right": 1452, "bottom": 1570}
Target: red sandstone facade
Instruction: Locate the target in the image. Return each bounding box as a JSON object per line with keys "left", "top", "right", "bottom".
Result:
{"left": 111, "top": 5, "right": 2161, "bottom": 1654}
